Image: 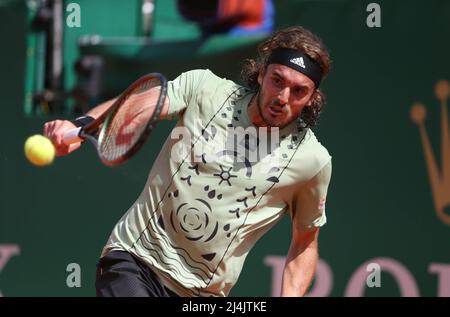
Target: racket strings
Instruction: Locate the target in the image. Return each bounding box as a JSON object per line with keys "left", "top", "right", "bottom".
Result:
{"left": 99, "top": 78, "right": 162, "bottom": 162}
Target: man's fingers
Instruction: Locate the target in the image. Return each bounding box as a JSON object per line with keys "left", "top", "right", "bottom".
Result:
{"left": 43, "top": 122, "right": 49, "bottom": 136}
{"left": 55, "top": 131, "right": 64, "bottom": 147}
{"left": 68, "top": 143, "right": 81, "bottom": 153}
{"left": 44, "top": 121, "right": 55, "bottom": 139}
{"left": 43, "top": 120, "right": 82, "bottom": 157}
{"left": 55, "top": 144, "right": 70, "bottom": 157}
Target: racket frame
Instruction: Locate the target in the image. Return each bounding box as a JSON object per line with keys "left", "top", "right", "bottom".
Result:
{"left": 96, "top": 72, "right": 168, "bottom": 166}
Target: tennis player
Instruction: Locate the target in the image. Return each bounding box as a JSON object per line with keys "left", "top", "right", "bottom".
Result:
{"left": 44, "top": 26, "right": 332, "bottom": 297}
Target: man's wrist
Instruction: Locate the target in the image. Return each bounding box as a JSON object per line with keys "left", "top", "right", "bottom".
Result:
{"left": 71, "top": 115, "right": 95, "bottom": 128}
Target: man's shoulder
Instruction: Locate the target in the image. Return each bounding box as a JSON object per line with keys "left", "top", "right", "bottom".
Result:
{"left": 186, "top": 69, "right": 244, "bottom": 102}
{"left": 294, "top": 129, "right": 332, "bottom": 177}
{"left": 197, "top": 69, "right": 239, "bottom": 89}
{"left": 303, "top": 129, "right": 331, "bottom": 155}
{"left": 178, "top": 69, "right": 236, "bottom": 86}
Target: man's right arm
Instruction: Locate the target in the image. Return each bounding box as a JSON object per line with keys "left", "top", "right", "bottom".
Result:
{"left": 43, "top": 94, "right": 170, "bottom": 157}
{"left": 44, "top": 68, "right": 209, "bottom": 157}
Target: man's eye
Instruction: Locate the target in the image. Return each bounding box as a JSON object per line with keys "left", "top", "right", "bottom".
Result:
{"left": 272, "top": 78, "right": 282, "bottom": 85}
{"left": 294, "top": 87, "right": 305, "bottom": 95}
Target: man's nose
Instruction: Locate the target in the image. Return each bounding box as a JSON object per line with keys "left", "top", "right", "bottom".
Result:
{"left": 278, "top": 87, "right": 290, "bottom": 105}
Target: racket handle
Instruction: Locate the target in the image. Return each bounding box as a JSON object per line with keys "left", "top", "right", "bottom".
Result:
{"left": 62, "top": 127, "right": 83, "bottom": 145}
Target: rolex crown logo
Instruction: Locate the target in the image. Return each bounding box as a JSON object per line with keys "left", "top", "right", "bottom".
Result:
{"left": 410, "top": 80, "right": 450, "bottom": 226}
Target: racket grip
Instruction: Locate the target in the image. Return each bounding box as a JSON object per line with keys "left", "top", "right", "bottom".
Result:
{"left": 62, "top": 127, "right": 83, "bottom": 145}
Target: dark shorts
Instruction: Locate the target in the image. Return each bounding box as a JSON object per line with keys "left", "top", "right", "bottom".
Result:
{"left": 95, "top": 250, "right": 179, "bottom": 297}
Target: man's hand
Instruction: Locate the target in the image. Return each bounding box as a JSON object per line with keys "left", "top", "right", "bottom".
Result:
{"left": 43, "top": 120, "right": 82, "bottom": 156}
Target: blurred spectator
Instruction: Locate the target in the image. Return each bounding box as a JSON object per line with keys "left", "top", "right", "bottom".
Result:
{"left": 178, "top": 0, "right": 274, "bottom": 36}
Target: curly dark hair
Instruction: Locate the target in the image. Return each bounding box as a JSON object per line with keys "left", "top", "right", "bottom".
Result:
{"left": 241, "top": 26, "right": 331, "bottom": 128}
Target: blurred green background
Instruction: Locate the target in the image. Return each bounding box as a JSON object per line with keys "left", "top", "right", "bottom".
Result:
{"left": 0, "top": 0, "right": 449, "bottom": 296}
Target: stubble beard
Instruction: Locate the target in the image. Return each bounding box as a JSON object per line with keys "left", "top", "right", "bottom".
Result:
{"left": 257, "top": 88, "right": 291, "bottom": 129}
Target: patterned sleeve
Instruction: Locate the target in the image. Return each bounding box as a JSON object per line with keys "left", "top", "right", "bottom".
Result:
{"left": 165, "top": 69, "right": 210, "bottom": 120}
{"left": 289, "top": 160, "right": 332, "bottom": 231}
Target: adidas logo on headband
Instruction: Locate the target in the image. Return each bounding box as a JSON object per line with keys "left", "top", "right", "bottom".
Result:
{"left": 290, "top": 57, "right": 306, "bottom": 69}
{"left": 267, "top": 48, "right": 323, "bottom": 87}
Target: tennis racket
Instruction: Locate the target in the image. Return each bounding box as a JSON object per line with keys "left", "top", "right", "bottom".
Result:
{"left": 62, "top": 72, "right": 167, "bottom": 166}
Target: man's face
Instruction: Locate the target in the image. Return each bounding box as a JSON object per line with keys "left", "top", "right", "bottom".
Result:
{"left": 256, "top": 64, "right": 315, "bottom": 128}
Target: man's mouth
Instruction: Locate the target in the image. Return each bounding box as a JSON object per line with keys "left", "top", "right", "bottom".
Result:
{"left": 268, "top": 105, "right": 283, "bottom": 117}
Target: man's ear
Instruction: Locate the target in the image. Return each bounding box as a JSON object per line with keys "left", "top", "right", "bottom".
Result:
{"left": 305, "top": 91, "right": 317, "bottom": 107}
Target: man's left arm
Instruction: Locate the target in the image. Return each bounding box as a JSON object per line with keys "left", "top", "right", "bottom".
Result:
{"left": 281, "top": 227, "right": 319, "bottom": 296}
{"left": 281, "top": 161, "right": 332, "bottom": 296}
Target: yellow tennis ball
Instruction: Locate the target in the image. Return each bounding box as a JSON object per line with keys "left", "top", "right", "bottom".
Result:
{"left": 24, "top": 134, "right": 55, "bottom": 166}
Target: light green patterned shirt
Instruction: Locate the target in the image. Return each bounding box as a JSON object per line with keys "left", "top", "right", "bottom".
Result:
{"left": 102, "top": 69, "right": 332, "bottom": 297}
